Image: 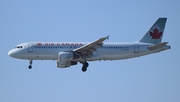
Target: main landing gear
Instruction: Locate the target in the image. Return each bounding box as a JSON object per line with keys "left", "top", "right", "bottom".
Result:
{"left": 82, "top": 61, "right": 89, "bottom": 72}
{"left": 28, "top": 60, "right": 32, "bottom": 69}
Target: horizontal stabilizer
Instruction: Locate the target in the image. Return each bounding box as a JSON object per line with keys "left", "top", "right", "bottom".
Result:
{"left": 148, "top": 42, "right": 168, "bottom": 50}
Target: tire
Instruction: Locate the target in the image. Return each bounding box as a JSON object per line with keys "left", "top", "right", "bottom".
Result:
{"left": 28, "top": 65, "right": 32, "bottom": 69}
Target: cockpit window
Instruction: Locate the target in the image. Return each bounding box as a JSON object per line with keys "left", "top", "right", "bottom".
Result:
{"left": 15, "top": 46, "right": 23, "bottom": 48}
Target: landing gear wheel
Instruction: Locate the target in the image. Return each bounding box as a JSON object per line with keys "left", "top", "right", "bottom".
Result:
{"left": 81, "top": 62, "right": 89, "bottom": 72}
{"left": 28, "top": 65, "right": 32, "bottom": 69}
{"left": 86, "top": 62, "right": 89, "bottom": 67}
{"left": 28, "top": 60, "right": 33, "bottom": 69}
{"left": 82, "top": 66, "right": 87, "bottom": 72}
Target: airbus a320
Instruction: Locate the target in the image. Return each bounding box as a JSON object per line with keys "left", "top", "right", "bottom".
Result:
{"left": 8, "top": 18, "right": 170, "bottom": 72}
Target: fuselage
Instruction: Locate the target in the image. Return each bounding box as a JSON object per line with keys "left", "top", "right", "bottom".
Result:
{"left": 8, "top": 42, "right": 170, "bottom": 62}
{"left": 7, "top": 18, "right": 170, "bottom": 72}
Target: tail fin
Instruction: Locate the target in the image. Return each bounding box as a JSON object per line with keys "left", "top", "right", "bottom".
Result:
{"left": 138, "top": 18, "right": 167, "bottom": 44}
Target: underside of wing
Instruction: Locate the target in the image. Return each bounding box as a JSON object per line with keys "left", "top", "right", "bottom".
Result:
{"left": 73, "top": 35, "right": 109, "bottom": 57}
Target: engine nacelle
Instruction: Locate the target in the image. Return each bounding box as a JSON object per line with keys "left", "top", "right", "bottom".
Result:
{"left": 56, "top": 60, "right": 77, "bottom": 68}
{"left": 58, "top": 52, "right": 79, "bottom": 61}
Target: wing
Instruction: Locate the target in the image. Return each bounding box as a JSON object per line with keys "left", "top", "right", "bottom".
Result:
{"left": 73, "top": 35, "right": 109, "bottom": 57}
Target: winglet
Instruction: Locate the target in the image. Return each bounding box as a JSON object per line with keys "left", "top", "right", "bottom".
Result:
{"left": 105, "top": 35, "right": 110, "bottom": 40}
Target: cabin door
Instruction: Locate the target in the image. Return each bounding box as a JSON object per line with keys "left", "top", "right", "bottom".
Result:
{"left": 28, "top": 43, "right": 33, "bottom": 52}
{"left": 134, "top": 43, "right": 139, "bottom": 53}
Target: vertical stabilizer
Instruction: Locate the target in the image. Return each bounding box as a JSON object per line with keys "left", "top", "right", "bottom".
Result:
{"left": 138, "top": 18, "right": 167, "bottom": 44}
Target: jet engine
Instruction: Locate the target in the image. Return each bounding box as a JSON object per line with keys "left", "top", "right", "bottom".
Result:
{"left": 56, "top": 60, "right": 77, "bottom": 68}
{"left": 58, "top": 52, "right": 79, "bottom": 61}
{"left": 56, "top": 52, "right": 79, "bottom": 68}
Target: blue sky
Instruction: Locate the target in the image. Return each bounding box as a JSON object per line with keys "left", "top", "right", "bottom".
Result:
{"left": 1, "top": 0, "right": 180, "bottom": 102}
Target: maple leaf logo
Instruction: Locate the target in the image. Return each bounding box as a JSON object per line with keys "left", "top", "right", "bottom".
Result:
{"left": 37, "top": 43, "right": 42, "bottom": 46}
{"left": 149, "top": 28, "right": 163, "bottom": 39}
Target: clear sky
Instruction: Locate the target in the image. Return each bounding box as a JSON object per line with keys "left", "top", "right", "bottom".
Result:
{"left": 1, "top": 0, "right": 180, "bottom": 102}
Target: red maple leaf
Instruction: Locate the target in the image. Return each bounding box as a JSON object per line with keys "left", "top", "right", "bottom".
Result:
{"left": 149, "top": 28, "right": 162, "bottom": 39}
{"left": 37, "top": 43, "right": 42, "bottom": 46}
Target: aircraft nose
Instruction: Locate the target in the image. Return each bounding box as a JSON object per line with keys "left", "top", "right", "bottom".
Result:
{"left": 8, "top": 50, "right": 14, "bottom": 57}
{"left": 8, "top": 49, "right": 17, "bottom": 58}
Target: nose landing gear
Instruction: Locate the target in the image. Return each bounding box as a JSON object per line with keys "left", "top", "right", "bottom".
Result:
{"left": 28, "top": 60, "right": 32, "bottom": 69}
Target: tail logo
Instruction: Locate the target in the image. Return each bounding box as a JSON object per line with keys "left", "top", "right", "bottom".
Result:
{"left": 149, "top": 28, "right": 163, "bottom": 39}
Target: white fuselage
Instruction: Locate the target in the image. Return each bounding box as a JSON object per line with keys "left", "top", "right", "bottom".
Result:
{"left": 8, "top": 42, "right": 170, "bottom": 62}
{"left": 7, "top": 18, "right": 170, "bottom": 71}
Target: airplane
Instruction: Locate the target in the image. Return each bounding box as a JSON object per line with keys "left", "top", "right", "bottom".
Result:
{"left": 8, "top": 18, "right": 170, "bottom": 72}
